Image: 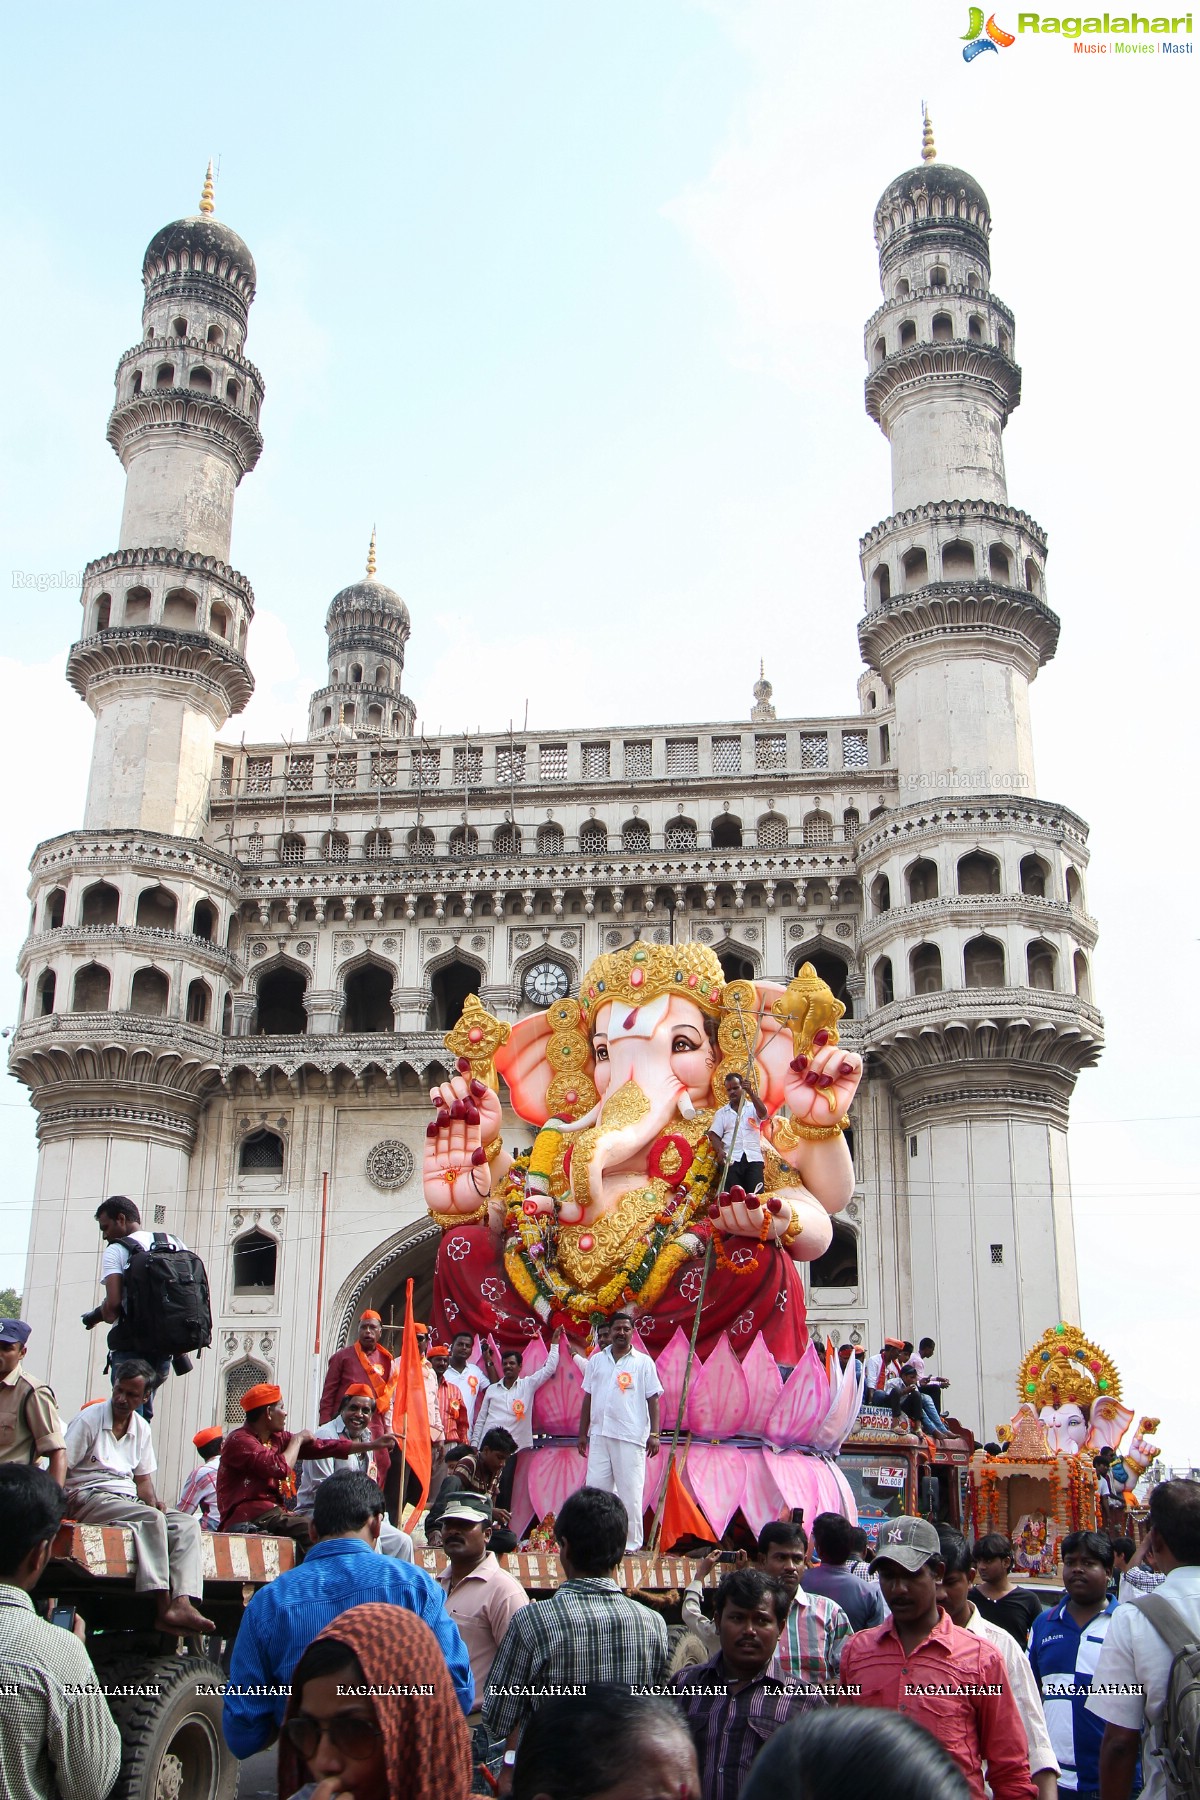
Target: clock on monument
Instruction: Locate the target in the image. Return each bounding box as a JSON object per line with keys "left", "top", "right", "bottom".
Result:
{"left": 523, "top": 960, "right": 570, "bottom": 1005}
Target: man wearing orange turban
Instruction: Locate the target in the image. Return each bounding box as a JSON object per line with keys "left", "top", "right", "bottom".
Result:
{"left": 176, "top": 1425, "right": 224, "bottom": 1530}
{"left": 217, "top": 1386, "right": 388, "bottom": 1543}
{"left": 319, "top": 1309, "right": 400, "bottom": 1516}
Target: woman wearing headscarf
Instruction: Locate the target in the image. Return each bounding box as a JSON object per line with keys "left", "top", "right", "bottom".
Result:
{"left": 278, "top": 1602, "right": 472, "bottom": 1800}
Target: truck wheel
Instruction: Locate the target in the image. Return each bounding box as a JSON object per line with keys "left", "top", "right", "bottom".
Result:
{"left": 97, "top": 1654, "right": 237, "bottom": 1800}
{"left": 666, "top": 1624, "right": 711, "bottom": 1676}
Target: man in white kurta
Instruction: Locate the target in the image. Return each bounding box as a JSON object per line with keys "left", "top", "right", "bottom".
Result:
{"left": 578, "top": 1314, "right": 663, "bottom": 1552}
{"left": 471, "top": 1329, "right": 563, "bottom": 1452}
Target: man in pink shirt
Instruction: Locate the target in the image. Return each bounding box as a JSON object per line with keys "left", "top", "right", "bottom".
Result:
{"left": 839, "top": 1515, "right": 1035, "bottom": 1800}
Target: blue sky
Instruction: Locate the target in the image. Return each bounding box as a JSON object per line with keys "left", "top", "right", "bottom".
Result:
{"left": 1, "top": 2, "right": 1196, "bottom": 1460}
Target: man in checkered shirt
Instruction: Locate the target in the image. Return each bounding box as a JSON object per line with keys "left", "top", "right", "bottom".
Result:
{"left": 482, "top": 1487, "right": 668, "bottom": 1750}
{"left": 756, "top": 1520, "right": 853, "bottom": 1683}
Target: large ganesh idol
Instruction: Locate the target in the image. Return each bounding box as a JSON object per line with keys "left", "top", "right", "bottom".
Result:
{"left": 423, "top": 943, "right": 863, "bottom": 1359}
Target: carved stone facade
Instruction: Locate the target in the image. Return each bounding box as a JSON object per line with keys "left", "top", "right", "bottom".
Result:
{"left": 10, "top": 145, "right": 1103, "bottom": 1495}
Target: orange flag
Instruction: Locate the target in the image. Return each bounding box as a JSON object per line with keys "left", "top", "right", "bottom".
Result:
{"left": 391, "top": 1278, "right": 432, "bottom": 1529}
{"left": 825, "top": 1336, "right": 836, "bottom": 1384}
{"left": 659, "top": 1460, "right": 716, "bottom": 1552}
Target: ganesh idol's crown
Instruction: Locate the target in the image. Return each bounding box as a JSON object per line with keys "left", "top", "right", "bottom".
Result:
{"left": 1018, "top": 1323, "right": 1122, "bottom": 1411}
{"left": 578, "top": 941, "right": 729, "bottom": 1021}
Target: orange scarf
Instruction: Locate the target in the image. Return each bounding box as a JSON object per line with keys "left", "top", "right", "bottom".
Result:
{"left": 354, "top": 1342, "right": 399, "bottom": 1415}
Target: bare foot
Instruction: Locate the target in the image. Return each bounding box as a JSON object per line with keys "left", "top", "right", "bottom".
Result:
{"left": 157, "top": 1596, "right": 215, "bottom": 1635}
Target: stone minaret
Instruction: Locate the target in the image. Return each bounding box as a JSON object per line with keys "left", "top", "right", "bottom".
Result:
{"left": 12, "top": 172, "right": 263, "bottom": 1412}
{"left": 71, "top": 164, "right": 264, "bottom": 836}
{"left": 307, "top": 530, "right": 416, "bottom": 740}
{"left": 855, "top": 116, "right": 1103, "bottom": 1433}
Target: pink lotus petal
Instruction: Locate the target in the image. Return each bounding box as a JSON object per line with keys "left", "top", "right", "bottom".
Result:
{"left": 632, "top": 1328, "right": 651, "bottom": 1358}
{"left": 768, "top": 1450, "right": 831, "bottom": 1521}
{"left": 520, "top": 1338, "right": 549, "bottom": 1378}
{"left": 741, "top": 1334, "right": 785, "bottom": 1437}
{"left": 532, "top": 1346, "right": 585, "bottom": 1436}
{"left": 641, "top": 1449, "right": 672, "bottom": 1521}
{"left": 811, "top": 1354, "right": 865, "bottom": 1452}
{"left": 653, "top": 1329, "right": 694, "bottom": 1437}
{"left": 824, "top": 1459, "right": 859, "bottom": 1520}
{"left": 686, "top": 1444, "right": 747, "bottom": 1539}
{"left": 526, "top": 1445, "right": 588, "bottom": 1528}
{"left": 765, "top": 1343, "right": 831, "bottom": 1448}
{"left": 740, "top": 1449, "right": 786, "bottom": 1536}
{"left": 507, "top": 1449, "right": 536, "bottom": 1541}
{"left": 686, "top": 1336, "right": 751, "bottom": 1437}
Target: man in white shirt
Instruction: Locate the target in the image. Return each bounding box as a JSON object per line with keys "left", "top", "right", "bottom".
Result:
{"left": 294, "top": 1387, "right": 411, "bottom": 1559}
{"left": 445, "top": 1331, "right": 493, "bottom": 1429}
{"left": 1087, "top": 1477, "right": 1200, "bottom": 1800}
{"left": 577, "top": 1312, "right": 663, "bottom": 1552}
{"left": 706, "top": 1072, "right": 768, "bottom": 1193}
{"left": 573, "top": 1319, "right": 612, "bottom": 1374}
{"left": 63, "top": 1359, "right": 213, "bottom": 1636}
{"left": 473, "top": 1328, "right": 563, "bottom": 1454}
{"left": 81, "top": 1195, "right": 187, "bottom": 1417}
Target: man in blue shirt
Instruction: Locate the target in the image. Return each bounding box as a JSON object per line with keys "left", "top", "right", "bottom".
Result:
{"left": 1028, "top": 1529, "right": 1129, "bottom": 1800}
{"left": 223, "top": 1472, "right": 473, "bottom": 1757}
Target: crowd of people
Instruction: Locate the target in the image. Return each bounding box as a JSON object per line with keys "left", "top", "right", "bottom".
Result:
{"left": 1, "top": 1196, "right": 1199, "bottom": 1800}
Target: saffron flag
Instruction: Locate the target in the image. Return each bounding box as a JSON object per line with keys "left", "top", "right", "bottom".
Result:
{"left": 825, "top": 1336, "right": 836, "bottom": 1384}
{"left": 658, "top": 1459, "right": 716, "bottom": 1552}
{"left": 392, "top": 1278, "right": 432, "bottom": 1529}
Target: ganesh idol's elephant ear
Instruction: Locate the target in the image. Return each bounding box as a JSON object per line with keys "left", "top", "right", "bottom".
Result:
{"left": 748, "top": 981, "right": 797, "bottom": 1112}
{"left": 1085, "top": 1397, "right": 1135, "bottom": 1452}
{"left": 493, "top": 997, "right": 598, "bottom": 1130}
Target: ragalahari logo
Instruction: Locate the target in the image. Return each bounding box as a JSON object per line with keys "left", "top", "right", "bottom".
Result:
{"left": 962, "top": 7, "right": 1017, "bottom": 56}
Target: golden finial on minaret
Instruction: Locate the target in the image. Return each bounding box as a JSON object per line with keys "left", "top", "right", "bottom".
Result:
{"left": 199, "top": 160, "right": 216, "bottom": 216}
{"left": 921, "top": 104, "right": 937, "bottom": 164}
{"left": 366, "top": 526, "right": 377, "bottom": 579}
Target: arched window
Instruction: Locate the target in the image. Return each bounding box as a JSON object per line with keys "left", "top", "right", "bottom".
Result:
{"left": 363, "top": 829, "right": 392, "bottom": 861}
{"left": 931, "top": 311, "right": 953, "bottom": 343}
{"left": 209, "top": 603, "right": 231, "bottom": 640}
{"left": 81, "top": 882, "right": 120, "bottom": 926}
{"left": 280, "top": 834, "right": 306, "bottom": 866}
{"left": 367, "top": 706, "right": 383, "bottom": 731}
{"left": 871, "top": 873, "right": 891, "bottom": 915}
{"left": 941, "top": 540, "right": 975, "bottom": 580}
{"left": 172, "top": 317, "right": 188, "bottom": 337}
{"left": 255, "top": 967, "right": 308, "bottom": 1035}
{"left": 537, "top": 824, "right": 565, "bottom": 857}
{"left": 493, "top": 823, "right": 522, "bottom": 857}
{"left": 130, "top": 372, "right": 143, "bottom": 398}
{"left": 902, "top": 547, "right": 928, "bottom": 588}
{"left": 449, "top": 826, "right": 479, "bottom": 858}
{"left": 998, "top": 327, "right": 1012, "bottom": 357}
{"left": 192, "top": 900, "right": 216, "bottom": 941}
{"left": 756, "top": 814, "right": 788, "bottom": 850}
{"left": 232, "top": 1230, "right": 277, "bottom": 1293}
{"left": 843, "top": 808, "right": 860, "bottom": 839}
{"left": 958, "top": 852, "right": 1001, "bottom": 896}
{"left": 1026, "top": 940, "right": 1057, "bottom": 990}
{"left": 221, "top": 993, "right": 233, "bottom": 1036}
{"left": 711, "top": 815, "right": 742, "bottom": 851}
{"left": 579, "top": 822, "right": 608, "bottom": 856}
{"left": 906, "top": 859, "right": 938, "bottom": 903}
{"left": 43, "top": 888, "right": 66, "bottom": 930}
{"left": 350, "top": 664, "right": 363, "bottom": 684}
{"left": 1020, "top": 854, "right": 1049, "bottom": 898}
{"left": 804, "top": 952, "right": 854, "bottom": 1020}
{"left": 622, "top": 820, "right": 651, "bottom": 853}
{"left": 968, "top": 314, "right": 985, "bottom": 341}
{"left": 964, "top": 935, "right": 1006, "bottom": 988}
{"left": 226, "top": 915, "right": 241, "bottom": 953}
{"left": 188, "top": 367, "right": 213, "bottom": 392}
{"left": 810, "top": 1222, "right": 859, "bottom": 1289}
{"left": 225, "top": 380, "right": 240, "bottom": 406}
{"left": 717, "top": 950, "right": 755, "bottom": 983}
{"left": 240, "top": 1129, "right": 284, "bottom": 1173}
{"left": 375, "top": 665, "right": 388, "bottom": 685}
{"left": 895, "top": 277, "right": 910, "bottom": 299}
{"left": 988, "top": 544, "right": 1011, "bottom": 582}
{"left": 428, "top": 960, "right": 481, "bottom": 1030}
{"left": 72, "top": 964, "right": 111, "bottom": 1011}
{"left": 186, "top": 978, "right": 211, "bottom": 1024}
{"left": 206, "top": 323, "right": 224, "bottom": 345}
{"left": 343, "top": 961, "right": 395, "bottom": 1033}
{"left": 967, "top": 272, "right": 981, "bottom": 293}
{"left": 37, "top": 970, "right": 56, "bottom": 1015}
{"left": 873, "top": 565, "right": 891, "bottom": 604}
{"left": 802, "top": 812, "right": 831, "bottom": 846}
{"left": 899, "top": 320, "right": 916, "bottom": 349}
{"left": 664, "top": 818, "right": 696, "bottom": 851}
{"left": 873, "top": 957, "right": 894, "bottom": 1008}
{"left": 910, "top": 943, "right": 943, "bottom": 994}
{"left": 323, "top": 832, "right": 350, "bottom": 864}
{"left": 1025, "top": 558, "right": 1042, "bottom": 595}
{"left": 224, "top": 1358, "right": 271, "bottom": 1425}
{"left": 94, "top": 594, "right": 112, "bottom": 631}
{"left": 136, "top": 886, "right": 178, "bottom": 930}
{"left": 1073, "top": 951, "right": 1092, "bottom": 1003}
{"left": 1065, "top": 866, "right": 1083, "bottom": 906}
{"left": 155, "top": 363, "right": 175, "bottom": 387}
{"left": 130, "top": 967, "right": 169, "bottom": 1016}
{"left": 873, "top": 337, "right": 886, "bottom": 367}
{"left": 321, "top": 707, "right": 333, "bottom": 728}
{"left": 125, "top": 585, "right": 152, "bottom": 628}
{"left": 929, "top": 265, "right": 948, "bottom": 288}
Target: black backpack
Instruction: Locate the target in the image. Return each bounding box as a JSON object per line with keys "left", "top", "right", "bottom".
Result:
{"left": 1132, "top": 1591, "right": 1200, "bottom": 1800}
{"left": 122, "top": 1233, "right": 212, "bottom": 1358}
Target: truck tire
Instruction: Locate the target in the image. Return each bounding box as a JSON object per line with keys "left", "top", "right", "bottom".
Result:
{"left": 666, "top": 1624, "right": 711, "bottom": 1676}
{"left": 95, "top": 1653, "right": 237, "bottom": 1800}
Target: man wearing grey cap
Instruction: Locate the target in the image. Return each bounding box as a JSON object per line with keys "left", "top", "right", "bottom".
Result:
{"left": 0, "top": 1320, "right": 66, "bottom": 1488}
{"left": 839, "top": 1515, "right": 1036, "bottom": 1800}
{"left": 436, "top": 1491, "right": 529, "bottom": 1792}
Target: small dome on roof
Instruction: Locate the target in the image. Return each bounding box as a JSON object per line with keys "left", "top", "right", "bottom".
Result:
{"left": 325, "top": 532, "right": 410, "bottom": 632}
{"left": 142, "top": 166, "right": 256, "bottom": 297}
{"left": 874, "top": 161, "right": 991, "bottom": 233}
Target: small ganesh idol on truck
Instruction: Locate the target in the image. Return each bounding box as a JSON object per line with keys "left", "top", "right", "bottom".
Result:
{"left": 423, "top": 944, "right": 863, "bottom": 1359}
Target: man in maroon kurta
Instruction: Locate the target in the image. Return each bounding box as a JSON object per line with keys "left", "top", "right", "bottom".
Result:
{"left": 217, "top": 1383, "right": 366, "bottom": 1543}
{"left": 319, "top": 1310, "right": 398, "bottom": 1503}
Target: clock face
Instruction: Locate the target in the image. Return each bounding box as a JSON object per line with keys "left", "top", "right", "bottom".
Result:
{"left": 524, "top": 960, "right": 570, "bottom": 1006}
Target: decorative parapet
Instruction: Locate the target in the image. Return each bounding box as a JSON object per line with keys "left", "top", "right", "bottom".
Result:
{"left": 857, "top": 894, "right": 1098, "bottom": 952}
{"left": 857, "top": 581, "right": 1059, "bottom": 677}
{"left": 865, "top": 342, "right": 1020, "bottom": 426}
{"left": 863, "top": 283, "right": 1015, "bottom": 336}
{"left": 115, "top": 335, "right": 266, "bottom": 397}
{"left": 28, "top": 829, "right": 240, "bottom": 887}
{"left": 18, "top": 924, "right": 245, "bottom": 979}
{"left": 859, "top": 499, "right": 1047, "bottom": 559}
{"left": 66, "top": 627, "right": 254, "bottom": 713}
{"left": 106, "top": 388, "right": 263, "bottom": 478}
{"left": 863, "top": 985, "right": 1103, "bottom": 1084}
{"left": 854, "top": 795, "right": 1091, "bottom": 861}
{"left": 81, "top": 545, "right": 255, "bottom": 612}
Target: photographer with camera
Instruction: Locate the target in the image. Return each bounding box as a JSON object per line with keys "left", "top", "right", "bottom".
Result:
{"left": 81, "top": 1196, "right": 210, "bottom": 1420}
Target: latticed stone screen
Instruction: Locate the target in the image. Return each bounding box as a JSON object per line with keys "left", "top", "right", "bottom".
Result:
{"left": 370, "top": 751, "right": 399, "bottom": 787}
{"left": 245, "top": 756, "right": 273, "bottom": 793}
{"left": 537, "top": 825, "right": 564, "bottom": 855}
{"left": 756, "top": 815, "right": 788, "bottom": 849}
{"left": 842, "top": 731, "right": 869, "bottom": 769}
{"left": 713, "top": 737, "right": 742, "bottom": 774}
{"left": 665, "top": 820, "right": 697, "bottom": 850}
{"left": 494, "top": 824, "right": 522, "bottom": 855}
{"left": 246, "top": 833, "right": 264, "bottom": 864}
{"left": 666, "top": 739, "right": 698, "bottom": 776}
{"left": 803, "top": 813, "right": 834, "bottom": 845}
{"left": 580, "top": 823, "right": 608, "bottom": 854}
{"left": 410, "top": 750, "right": 440, "bottom": 787}
{"left": 280, "top": 835, "right": 305, "bottom": 865}
{"left": 328, "top": 753, "right": 358, "bottom": 789}
{"left": 843, "top": 809, "right": 861, "bottom": 838}
{"left": 324, "top": 833, "right": 350, "bottom": 864}
{"left": 285, "top": 755, "right": 314, "bottom": 791}
{"left": 364, "top": 831, "right": 392, "bottom": 861}
{"left": 453, "top": 747, "right": 483, "bottom": 785}
{"left": 410, "top": 830, "right": 435, "bottom": 861}
{"left": 581, "top": 743, "right": 610, "bottom": 779}
{"left": 449, "top": 828, "right": 478, "bottom": 857}
{"left": 624, "top": 742, "right": 652, "bottom": 779}
{"left": 224, "top": 1359, "right": 271, "bottom": 1424}
{"left": 623, "top": 821, "right": 652, "bottom": 851}
{"left": 539, "top": 745, "right": 568, "bottom": 781}
{"left": 799, "top": 734, "right": 829, "bottom": 770}
{"left": 496, "top": 746, "right": 526, "bottom": 785}
{"left": 755, "top": 735, "right": 787, "bottom": 771}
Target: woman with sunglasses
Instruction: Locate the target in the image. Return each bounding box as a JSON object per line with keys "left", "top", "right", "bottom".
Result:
{"left": 278, "top": 1603, "right": 473, "bottom": 1800}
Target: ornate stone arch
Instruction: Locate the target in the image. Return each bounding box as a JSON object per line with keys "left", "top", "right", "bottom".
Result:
{"left": 331, "top": 1217, "right": 442, "bottom": 1350}
{"left": 711, "top": 934, "right": 763, "bottom": 981}
{"left": 509, "top": 944, "right": 582, "bottom": 1003}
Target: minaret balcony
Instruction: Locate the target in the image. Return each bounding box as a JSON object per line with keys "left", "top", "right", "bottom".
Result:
{"left": 858, "top": 580, "right": 1059, "bottom": 679}
{"left": 106, "top": 387, "right": 263, "bottom": 479}
{"left": 865, "top": 339, "right": 1021, "bottom": 426}
{"left": 858, "top": 893, "right": 1097, "bottom": 953}
{"left": 18, "top": 923, "right": 244, "bottom": 981}
{"left": 67, "top": 626, "right": 254, "bottom": 714}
